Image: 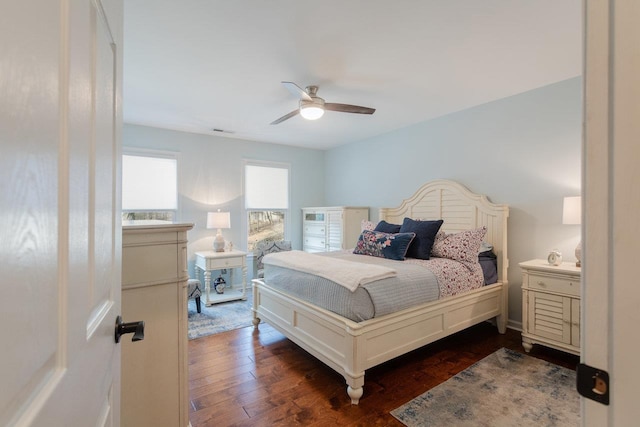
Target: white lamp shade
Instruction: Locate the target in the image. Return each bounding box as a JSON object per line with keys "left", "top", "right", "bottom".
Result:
{"left": 562, "top": 196, "right": 581, "bottom": 225}
{"left": 207, "top": 211, "right": 231, "bottom": 229}
{"left": 300, "top": 104, "right": 325, "bottom": 120}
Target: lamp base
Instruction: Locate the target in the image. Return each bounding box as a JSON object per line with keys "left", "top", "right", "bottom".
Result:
{"left": 213, "top": 231, "right": 225, "bottom": 252}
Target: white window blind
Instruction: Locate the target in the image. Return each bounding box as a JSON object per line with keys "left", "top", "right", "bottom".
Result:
{"left": 122, "top": 154, "right": 177, "bottom": 210}
{"left": 245, "top": 164, "right": 289, "bottom": 209}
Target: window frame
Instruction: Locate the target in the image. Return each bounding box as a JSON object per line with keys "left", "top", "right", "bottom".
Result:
{"left": 242, "top": 159, "right": 291, "bottom": 252}
{"left": 121, "top": 147, "right": 181, "bottom": 222}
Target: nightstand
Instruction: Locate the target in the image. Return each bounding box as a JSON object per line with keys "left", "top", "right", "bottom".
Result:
{"left": 520, "top": 259, "right": 581, "bottom": 355}
{"left": 195, "top": 250, "right": 247, "bottom": 306}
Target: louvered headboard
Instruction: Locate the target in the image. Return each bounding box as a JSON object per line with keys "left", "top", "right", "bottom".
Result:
{"left": 379, "top": 179, "right": 509, "bottom": 284}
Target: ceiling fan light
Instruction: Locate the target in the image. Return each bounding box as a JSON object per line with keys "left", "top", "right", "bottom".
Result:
{"left": 300, "top": 104, "right": 325, "bottom": 120}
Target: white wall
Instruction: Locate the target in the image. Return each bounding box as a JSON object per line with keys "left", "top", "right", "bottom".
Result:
{"left": 123, "top": 124, "right": 325, "bottom": 277}
{"left": 324, "top": 77, "right": 582, "bottom": 326}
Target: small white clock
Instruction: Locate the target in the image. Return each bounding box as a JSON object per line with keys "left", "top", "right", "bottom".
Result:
{"left": 547, "top": 250, "right": 563, "bottom": 266}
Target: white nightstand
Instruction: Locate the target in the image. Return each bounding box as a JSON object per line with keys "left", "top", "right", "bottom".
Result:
{"left": 520, "top": 259, "right": 581, "bottom": 355}
{"left": 195, "top": 250, "right": 247, "bottom": 306}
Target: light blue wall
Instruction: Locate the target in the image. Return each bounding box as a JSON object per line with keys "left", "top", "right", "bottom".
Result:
{"left": 124, "top": 77, "right": 581, "bottom": 325}
{"left": 123, "top": 124, "right": 325, "bottom": 277}
{"left": 324, "top": 77, "right": 582, "bottom": 325}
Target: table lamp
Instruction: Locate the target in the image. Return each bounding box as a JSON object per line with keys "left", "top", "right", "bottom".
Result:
{"left": 207, "top": 210, "right": 231, "bottom": 252}
{"left": 562, "top": 196, "right": 581, "bottom": 267}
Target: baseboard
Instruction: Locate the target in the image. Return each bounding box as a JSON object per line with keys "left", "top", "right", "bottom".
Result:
{"left": 507, "top": 319, "right": 522, "bottom": 332}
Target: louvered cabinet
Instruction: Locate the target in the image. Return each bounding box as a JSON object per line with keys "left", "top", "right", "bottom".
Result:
{"left": 302, "top": 207, "right": 369, "bottom": 252}
{"left": 520, "top": 259, "right": 581, "bottom": 356}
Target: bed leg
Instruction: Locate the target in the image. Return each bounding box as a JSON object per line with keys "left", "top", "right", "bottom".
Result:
{"left": 347, "top": 385, "right": 363, "bottom": 405}
{"left": 252, "top": 314, "right": 261, "bottom": 327}
{"left": 496, "top": 314, "right": 507, "bottom": 334}
{"left": 251, "top": 281, "right": 261, "bottom": 327}
{"left": 496, "top": 281, "right": 509, "bottom": 334}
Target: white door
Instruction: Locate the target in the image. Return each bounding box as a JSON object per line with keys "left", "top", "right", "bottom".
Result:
{"left": 582, "top": 0, "right": 640, "bottom": 425}
{"left": 0, "top": 0, "right": 123, "bottom": 425}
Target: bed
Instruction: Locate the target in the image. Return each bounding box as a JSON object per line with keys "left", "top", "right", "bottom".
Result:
{"left": 251, "top": 179, "right": 509, "bottom": 404}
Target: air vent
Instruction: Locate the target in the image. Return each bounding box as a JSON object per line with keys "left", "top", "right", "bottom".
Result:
{"left": 212, "top": 128, "right": 234, "bottom": 134}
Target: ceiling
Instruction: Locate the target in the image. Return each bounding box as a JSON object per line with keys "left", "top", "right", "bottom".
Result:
{"left": 123, "top": 1, "right": 582, "bottom": 150}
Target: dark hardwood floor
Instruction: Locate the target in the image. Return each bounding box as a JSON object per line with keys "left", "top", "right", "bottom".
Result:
{"left": 188, "top": 322, "right": 578, "bottom": 427}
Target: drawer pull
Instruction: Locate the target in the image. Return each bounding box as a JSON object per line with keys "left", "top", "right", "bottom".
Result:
{"left": 537, "top": 281, "right": 546, "bottom": 287}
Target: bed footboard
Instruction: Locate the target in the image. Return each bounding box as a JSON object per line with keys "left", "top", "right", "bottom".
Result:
{"left": 252, "top": 278, "right": 507, "bottom": 404}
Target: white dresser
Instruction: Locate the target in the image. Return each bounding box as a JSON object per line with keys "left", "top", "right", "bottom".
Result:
{"left": 302, "top": 206, "right": 369, "bottom": 252}
{"left": 121, "top": 221, "right": 193, "bottom": 427}
{"left": 520, "top": 259, "right": 581, "bottom": 356}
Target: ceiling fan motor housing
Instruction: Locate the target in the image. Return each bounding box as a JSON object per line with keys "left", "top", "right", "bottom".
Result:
{"left": 300, "top": 97, "right": 325, "bottom": 109}
{"left": 305, "top": 85, "right": 320, "bottom": 97}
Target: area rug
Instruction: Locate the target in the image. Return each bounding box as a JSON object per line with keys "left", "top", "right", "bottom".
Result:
{"left": 187, "top": 291, "right": 254, "bottom": 340}
{"left": 391, "top": 347, "right": 579, "bottom": 427}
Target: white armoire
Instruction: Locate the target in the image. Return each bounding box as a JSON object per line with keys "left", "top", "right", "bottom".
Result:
{"left": 302, "top": 207, "right": 369, "bottom": 252}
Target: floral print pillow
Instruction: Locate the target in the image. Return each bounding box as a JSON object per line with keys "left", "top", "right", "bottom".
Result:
{"left": 431, "top": 226, "right": 487, "bottom": 263}
{"left": 353, "top": 230, "right": 416, "bottom": 261}
{"left": 361, "top": 219, "right": 376, "bottom": 232}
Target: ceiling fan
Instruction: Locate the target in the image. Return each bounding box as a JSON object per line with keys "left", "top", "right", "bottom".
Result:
{"left": 270, "top": 81, "right": 375, "bottom": 125}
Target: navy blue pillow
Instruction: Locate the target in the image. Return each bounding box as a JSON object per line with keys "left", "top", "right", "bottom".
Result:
{"left": 353, "top": 230, "right": 416, "bottom": 261}
{"left": 399, "top": 218, "right": 444, "bottom": 260}
{"left": 374, "top": 220, "right": 401, "bottom": 233}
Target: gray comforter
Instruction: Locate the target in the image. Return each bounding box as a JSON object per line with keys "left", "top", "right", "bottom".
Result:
{"left": 262, "top": 251, "right": 440, "bottom": 322}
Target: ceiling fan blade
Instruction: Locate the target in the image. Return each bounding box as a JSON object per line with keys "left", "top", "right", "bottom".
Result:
{"left": 281, "top": 81, "right": 312, "bottom": 101}
{"left": 270, "top": 109, "right": 300, "bottom": 125}
{"left": 325, "top": 103, "right": 375, "bottom": 115}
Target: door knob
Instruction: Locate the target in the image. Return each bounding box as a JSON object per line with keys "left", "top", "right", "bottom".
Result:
{"left": 114, "top": 315, "right": 145, "bottom": 343}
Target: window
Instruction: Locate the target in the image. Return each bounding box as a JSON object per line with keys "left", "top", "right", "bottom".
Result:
{"left": 244, "top": 161, "right": 289, "bottom": 251}
{"left": 122, "top": 149, "right": 178, "bottom": 221}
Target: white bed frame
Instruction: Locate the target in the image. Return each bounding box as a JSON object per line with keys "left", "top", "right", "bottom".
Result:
{"left": 251, "top": 180, "right": 509, "bottom": 404}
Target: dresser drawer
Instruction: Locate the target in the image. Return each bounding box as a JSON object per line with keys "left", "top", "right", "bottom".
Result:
{"left": 303, "top": 223, "right": 326, "bottom": 236}
{"left": 303, "top": 235, "right": 326, "bottom": 249}
{"left": 527, "top": 272, "right": 579, "bottom": 296}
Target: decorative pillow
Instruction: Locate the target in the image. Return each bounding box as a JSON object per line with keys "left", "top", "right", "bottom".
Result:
{"left": 353, "top": 230, "right": 416, "bottom": 261}
{"left": 479, "top": 241, "right": 493, "bottom": 253}
{"left": 431, "top": 226, "right": 488, "bottom": 263}
{"left": 399, "top": 218, "right": 444, "bottom": 260}
{"left": 361, "top": 219, "right": 376, "bottom": 232}
{"left": 374, "top": 220, "right": 401, "bottom": 233}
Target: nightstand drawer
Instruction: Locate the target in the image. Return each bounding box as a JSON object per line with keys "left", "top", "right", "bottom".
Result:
{"left": 527, "top": 273, "right": 579, "bottom": 296}
{"left": 204, "top": 256, "right": 243, "bottom": 270}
